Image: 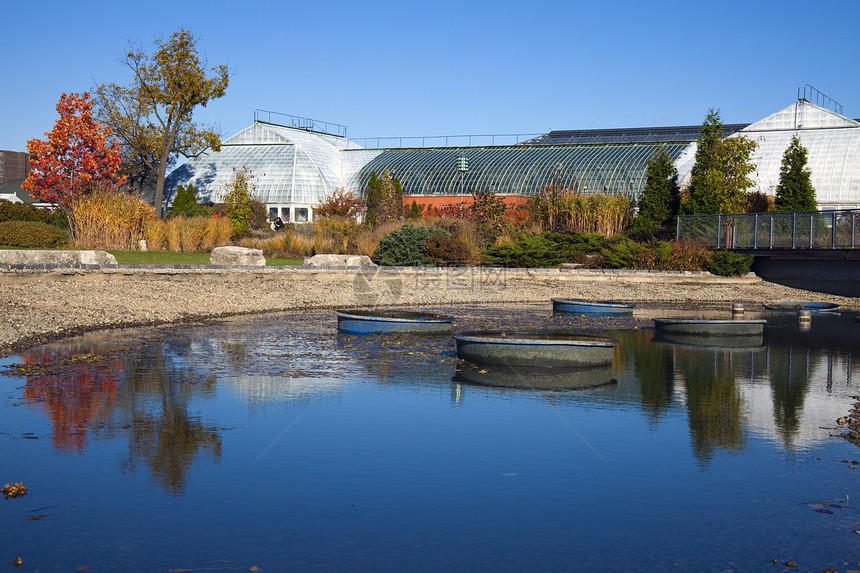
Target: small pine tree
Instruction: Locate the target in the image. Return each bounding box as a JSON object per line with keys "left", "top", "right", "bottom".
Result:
{"left": 682, "top": 109, "right": 757, "bottom": 215}
{"left": 376, "top": 170, "right": 403, "bottom": 224}
{"left": 406, "top": 200, "right": 424, "bottom": 220}
{"left": 172, "top": 184, "right": 187, "bottom": 212}
{"left": 169, "top": 183, "right": 201, "bottom": 218}
{"left": 393, "top": 176, "right": 404, "bottom": 217}
{"left": 683, "top": 109, "right": 724, "bottom": 215}
{"left": 637, "top": 146, "right": 680, "bottom": 228}
{"left": 774, "top": 136, "right": 817, "bottom": 212}
{"left": 364, "top": 171, "right": 382, "bottom": 227}
{"left": 223, "top": 169, "right": 253, "bottom": 239}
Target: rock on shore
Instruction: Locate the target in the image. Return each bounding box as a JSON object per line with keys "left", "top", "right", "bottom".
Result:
{"left": 0, "top": 266, "right": 856, "bottom": 356}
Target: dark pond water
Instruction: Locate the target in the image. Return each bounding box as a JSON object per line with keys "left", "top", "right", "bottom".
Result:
{"left": 2, "top": 302, "right": 860, "bottom": 572}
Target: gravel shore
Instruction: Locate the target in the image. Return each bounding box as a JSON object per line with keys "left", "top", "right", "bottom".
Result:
{"left": 1, "top": 266, "right": 857, "bottom": 356}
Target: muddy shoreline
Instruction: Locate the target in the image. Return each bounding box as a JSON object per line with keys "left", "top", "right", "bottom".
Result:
{"left": 1, "top": 266, "right": 857, "bottom": 357}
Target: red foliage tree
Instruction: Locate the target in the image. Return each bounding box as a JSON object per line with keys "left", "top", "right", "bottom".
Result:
{"left": 23, "top": 92, "right": 125, "bottom": 213}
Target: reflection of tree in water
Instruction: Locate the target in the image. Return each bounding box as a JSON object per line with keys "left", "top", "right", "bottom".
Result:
{"left": 674, "top": 348, "right": 746, "bottom": 464}
{"left": 767, "top": 345, "right": 816, "bottom": 448}
{"left": 627, "top": 332, "right": 674, "bottom": 421}
{"left": 116, "top": 343, "right": 221, "bottom": 495}
{"left": 19, "top": 351, "right": 121, "bottom": 452}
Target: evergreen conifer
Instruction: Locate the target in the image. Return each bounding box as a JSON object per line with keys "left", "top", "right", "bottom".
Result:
{"left": 774, "top": 136, "right": 817, "bottom": 212}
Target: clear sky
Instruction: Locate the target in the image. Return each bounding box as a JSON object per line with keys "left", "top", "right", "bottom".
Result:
{"left": 2, "top": 0, "right": 859, "bottom": 155}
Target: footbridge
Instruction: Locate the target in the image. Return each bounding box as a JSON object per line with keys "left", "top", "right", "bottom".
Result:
{"left": 677, "top": 209, "right": 860, "bottom": 297}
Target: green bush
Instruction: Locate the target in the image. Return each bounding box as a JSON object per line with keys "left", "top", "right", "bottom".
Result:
{"left": 166, "top": 184, "right": 208, "bottom": 219}
{"left": 705, "top": 250, "right": 754, "bottom": 276}
{"left": 0, "top": 199, "right": 67, "bottom": 228}
{"left": 0, "top": 221, "right": 70, "bottom": 248}
{"left": 482, "top": 232, "right": 610, "bottom": 268}
{"left": 599, "top": 235, "right": 642, "bottom": 268}
{"left": 425, "top": 234, "right": 471, "bottom": 266}
{"left": 373, "top": 224, "right": 447, "bottom": 266}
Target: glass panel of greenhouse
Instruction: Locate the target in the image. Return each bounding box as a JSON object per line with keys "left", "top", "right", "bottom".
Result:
{"left": 164, "top": 122, "right": 356, "bottom": 208}
{"left": 342, "top": 143, "right": 691, "bottom": 199}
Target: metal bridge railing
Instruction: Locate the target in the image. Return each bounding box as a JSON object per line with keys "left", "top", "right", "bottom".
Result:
{"left": 676, "top": 209, "right": 860, "bottom": 249}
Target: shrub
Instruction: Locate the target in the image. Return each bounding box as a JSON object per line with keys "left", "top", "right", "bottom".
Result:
{"left": 425, "top": 234, "right": 472, "bottom": 265}
{"left": 222, "top": 169, "right": 254, "bottom": 240}
{"left": 632, "top": 240, "right": 712, "bottom": 271}
{"left": 705, "top": 250, "right": 754, "bottom": 276}
{"left": 745, "top": 191, "right": 773, "bottom": 213}
{"left": 315, "top": 189, "right": 366, "bottom": 220}
{"left": 482, "top": 232, "right": 608, "bottom": 268}
{"left": 314, "top": 216, "right": 363, "bottom": 254}
{"left": 599, "top": 235, "right": 642, "bottom": 268}
{"left": 0, "top": 199, "right": 67, "bottom": 228}
{"left": 373, "top": 224, "right": 447, "bottom": 266}
{"left": 0, "top": 221, "right": 69, "bottom": 248}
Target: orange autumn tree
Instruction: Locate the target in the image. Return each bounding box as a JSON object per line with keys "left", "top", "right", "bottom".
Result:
{"left": 23, "top": 92, "right": 125, "bottom": 218}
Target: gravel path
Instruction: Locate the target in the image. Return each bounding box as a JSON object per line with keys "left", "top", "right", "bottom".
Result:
{"left": 1, "top": 266, "right": 857, "bottom": 356}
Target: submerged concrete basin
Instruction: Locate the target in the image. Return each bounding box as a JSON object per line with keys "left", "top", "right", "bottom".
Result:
{"left": 652, "top": 318, "right": 766, "bottom": 337}
{"left": 454, "top": 331, "right": 617, "bottom": 368}
{"left": 552, "top": 298, "right": 635, "bottom": 314}
{"left": 762, "top": 301, "right": 842, "bottom": 313}
{"left": 335, "top": 309, "right": 453, "bottom": 335}
{"left": 654, "top": 331, "right": 765, "bottom": 349}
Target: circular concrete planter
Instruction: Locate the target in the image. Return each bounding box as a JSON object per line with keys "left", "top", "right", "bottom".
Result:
{"left": 552, "top": 298, "right": 634, "bottom": 314}
{"left": 652, "top": 318, "right": 766, "bottom": 337}
{"left": 335, "top": 309, "right": 453, "bottom": 335}
{"left": 454, "top": 331, "right": 616, "bottom": 368}
{"left": 763, "top": 301, "right": 842, "bottom": 313}
{"left": 454, "top": 363, "right": 617, "bottom": 391}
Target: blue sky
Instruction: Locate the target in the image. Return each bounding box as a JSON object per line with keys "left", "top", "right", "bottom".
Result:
{"left": 2, "top": 0, "right": 859, "bottom": 155}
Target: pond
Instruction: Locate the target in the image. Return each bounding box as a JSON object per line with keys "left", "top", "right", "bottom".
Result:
{"left": 1, "top": 302, "right": 860, "bottom": 572}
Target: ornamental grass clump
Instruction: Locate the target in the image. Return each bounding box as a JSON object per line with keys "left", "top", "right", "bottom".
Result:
{"left": 144, "top": 220, "right": 167, "bottom": 251}
{"left": 179, "top": 216, "right": 207, "bottom": 252}
{"left": 201, "top": 216, "right": 231, "bottom": 251}
{"left": 70, "top": 188, "right": 154, "bottom": 250}
{"left": 165, "top": 217, "right": 183, "bottom": 252}
{"left": 530, "top": 186, "right": 632, "bottom": 237}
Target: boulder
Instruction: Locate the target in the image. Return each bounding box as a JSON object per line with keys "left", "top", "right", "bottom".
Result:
{"left": 209, "top": 246, "right": 266, "bottom": 266}
{"left": 303, "top": 254, "right": 376, "bottom": 267}
{"left": 0, "top": 250, "right": 117, "bottom": 265}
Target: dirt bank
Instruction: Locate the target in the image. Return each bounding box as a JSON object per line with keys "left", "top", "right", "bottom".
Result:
{"left": 1, "top": 266, "right": 857, "bottom": 356}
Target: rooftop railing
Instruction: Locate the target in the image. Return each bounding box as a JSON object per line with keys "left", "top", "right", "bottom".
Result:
{"left": 676, "top": 209, "right": 860, "bottom": 250}
{"left": 347, "top": 133, "right": 542, "bottom": 149}
{"left": 254, "top": 110, "right": 348, "bottom": 138}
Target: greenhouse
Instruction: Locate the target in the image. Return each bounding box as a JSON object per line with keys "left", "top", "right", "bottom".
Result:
{"left": 165, "top": 98, "right": 860, "bottom": 222}
{"left": 165, "top": 120, "right": 353, "bottom": 224}
{"left": 674, "top": 99, "right": 860, "bottom": 210}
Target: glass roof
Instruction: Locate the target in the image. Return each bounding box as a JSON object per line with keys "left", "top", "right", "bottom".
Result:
{"left": 522, "top": 124, "right": 748, "bottom": 146}
{"left": 165, "top": 122, "right": 356, "bottom": 206}
{"left": 343, "top": 143, "right": 690, "bottom": 198}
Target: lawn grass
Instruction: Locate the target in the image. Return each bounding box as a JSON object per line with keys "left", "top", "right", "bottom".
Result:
{"left": 108, "top": 251, "right": 303, "bottom": 266}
